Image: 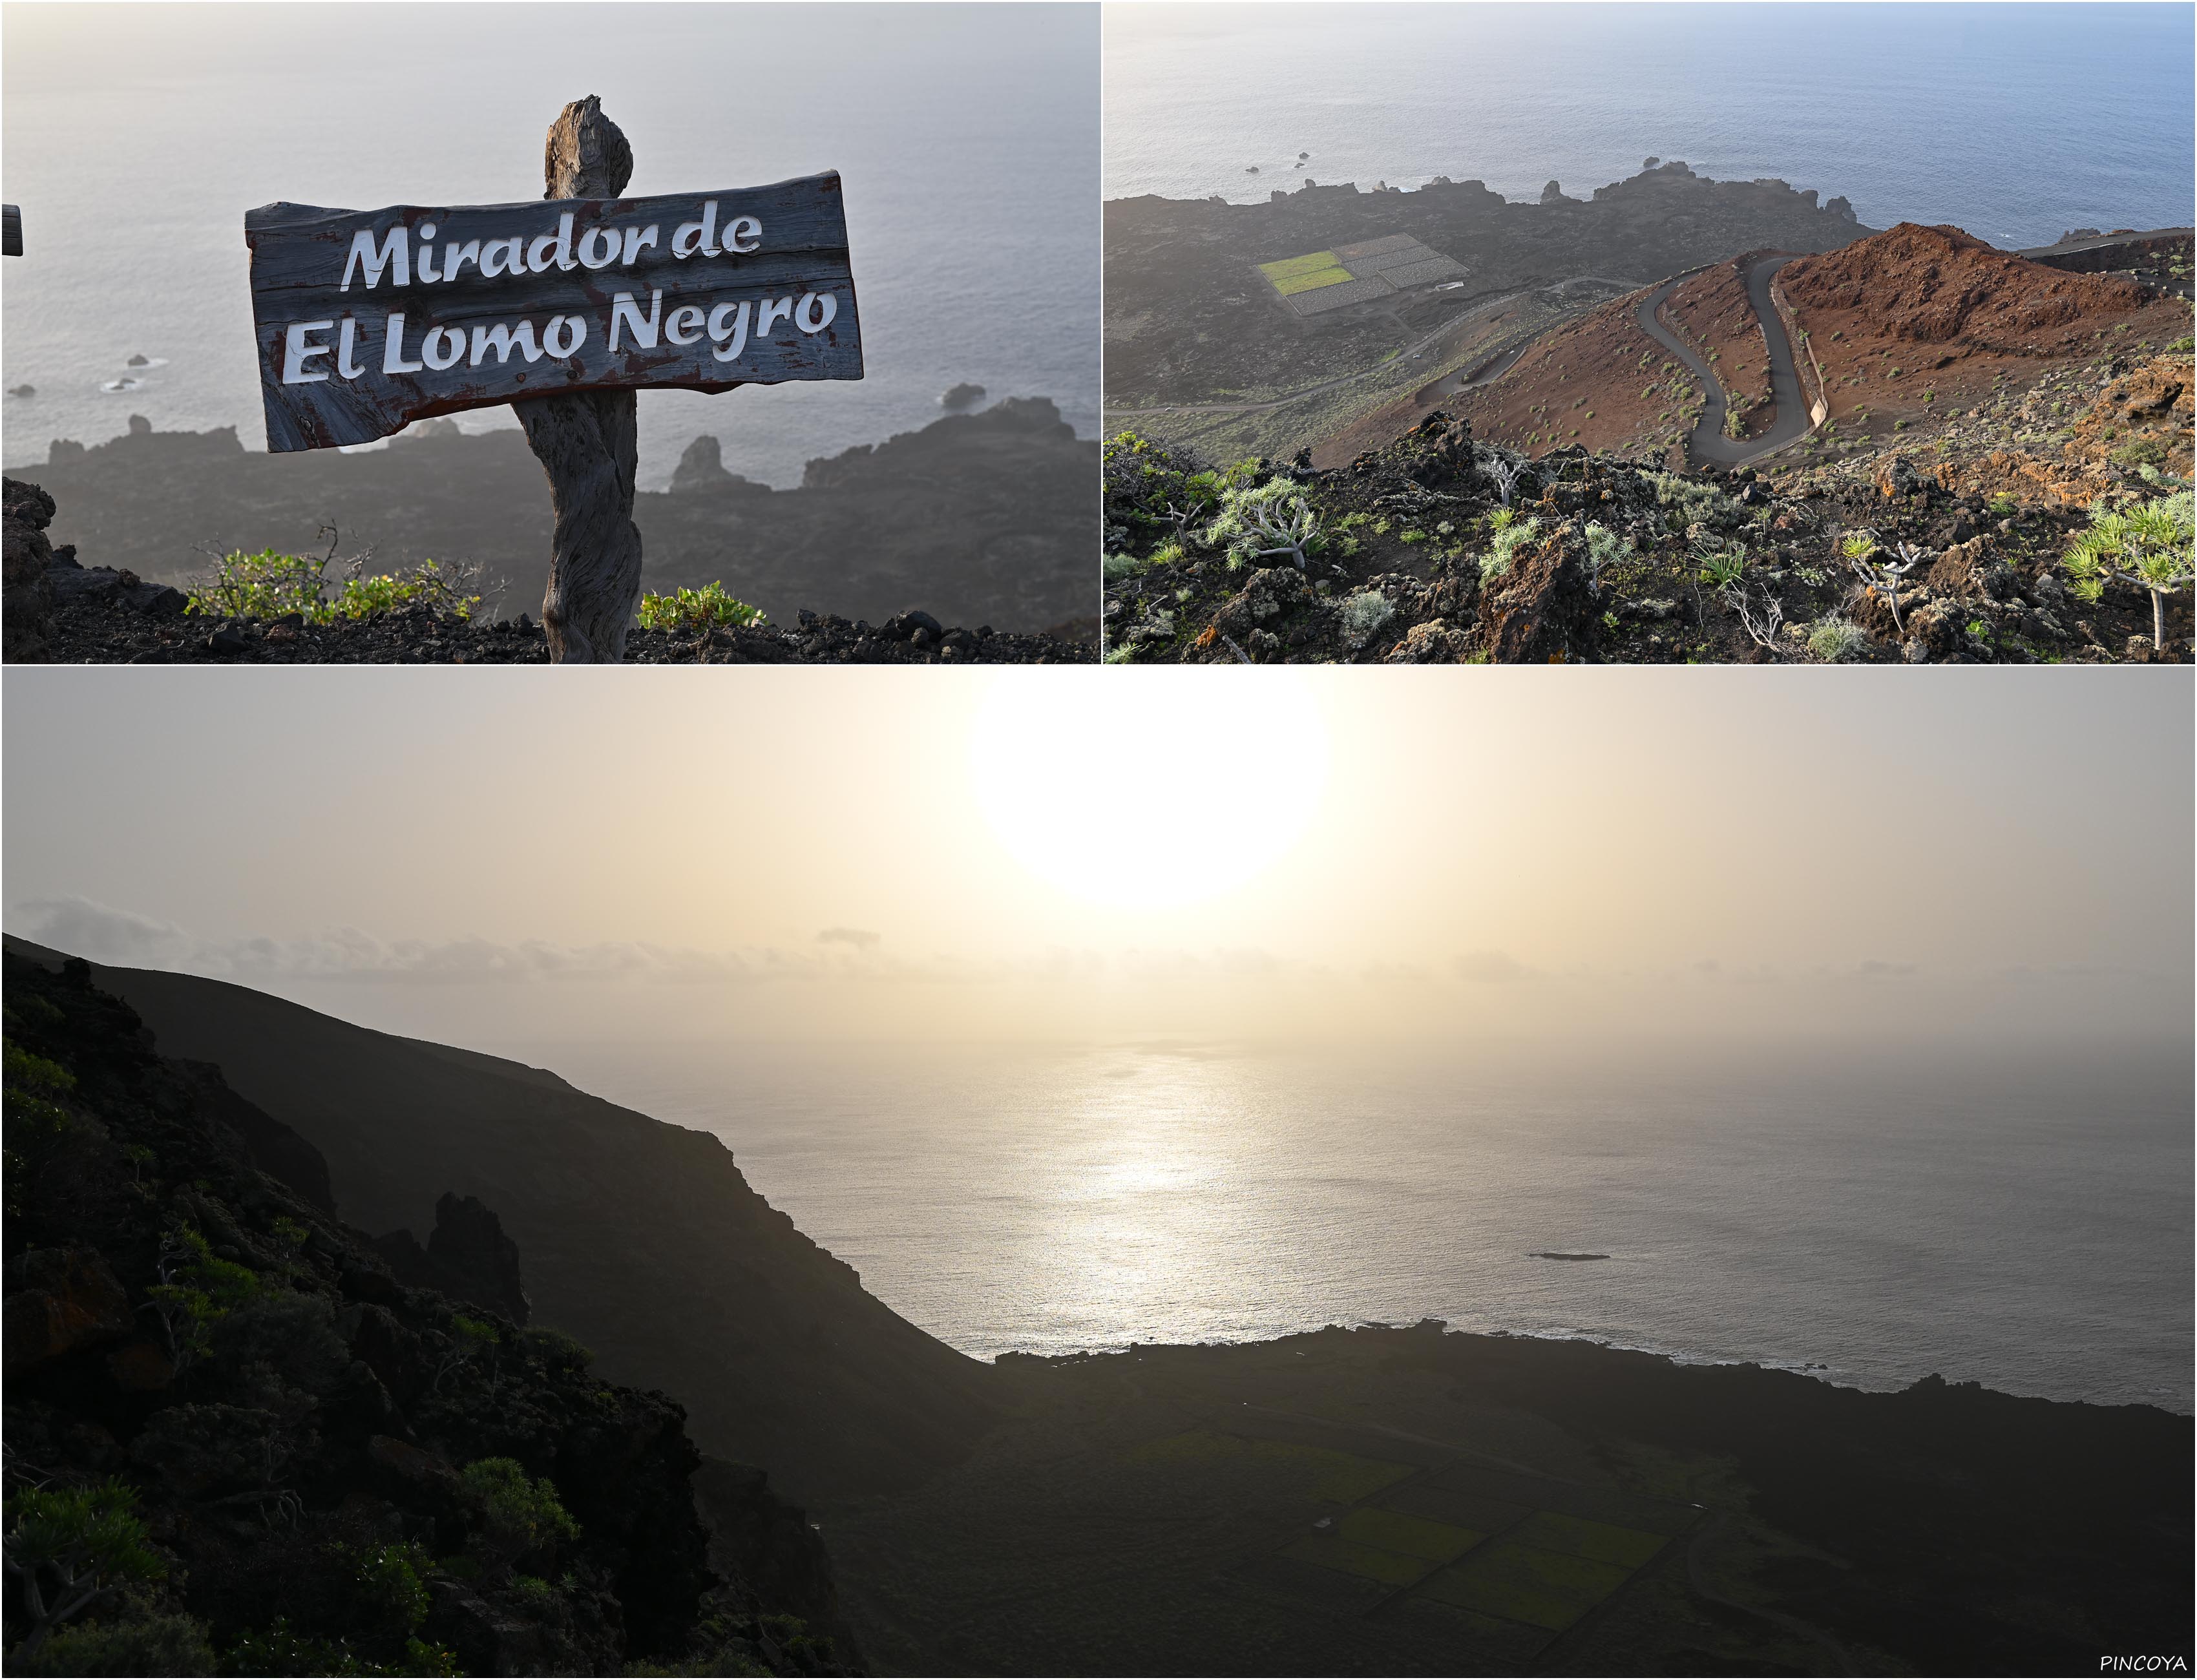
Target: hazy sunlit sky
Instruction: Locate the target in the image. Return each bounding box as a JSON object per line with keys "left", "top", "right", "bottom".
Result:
{"left": 5, "top": 668, "right": 2187, "bottom": 1056}
{"left": 0, "top": 3, "right": 1098, "bottom": 484}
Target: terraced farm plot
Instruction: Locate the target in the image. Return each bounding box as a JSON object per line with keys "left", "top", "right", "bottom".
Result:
{"left": 1385, "top": 256, "right": 1470, "bottom": 288}
{"left": 1282, "top": 1532, "right": 1440, "bottom": 1588}
{"left": 1272, "top": 265, "right": 1354, "bottom": 297}
{"left": 1420, "top": 1540, "right": 1635, "bottom": 1632}
{"left": 1257, "top": 250, "right": 1341, "bottom": 280}
{"left": 1511, "top": 1509, "right": 1668, "bottom": 1568}
{"left": 1289, "top": 275, "right": 1401, "bottom": 315}
{"left": 1336, "top": 1504, "right": 1484, "bottom": 1564}
{"left": 1255, "top": 233, "right": 1462, "bottom": 317}
{"left": 1377, "top": 1480, "right": 1534, "bottom": 1535}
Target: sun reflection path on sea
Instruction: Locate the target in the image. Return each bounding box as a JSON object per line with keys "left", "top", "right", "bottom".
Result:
{"left": 993, "top": 1047, "right": 1378, "bottom": 1355}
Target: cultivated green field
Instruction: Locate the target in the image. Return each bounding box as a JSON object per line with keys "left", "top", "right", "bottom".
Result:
{"left": 1257, "top": 250, "right": 1341, "bottom": 280}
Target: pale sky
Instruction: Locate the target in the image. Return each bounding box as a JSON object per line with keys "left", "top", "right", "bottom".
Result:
{"left": 4, "top": 667, "right": 2188, "bottom": 1054}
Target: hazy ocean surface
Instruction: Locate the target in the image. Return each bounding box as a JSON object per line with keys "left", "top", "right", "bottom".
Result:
{"left": 545, "top": 1038, "right": 2194, "bottom": 1412}
{"left": 0, "top": 4, "right": 1097, "bottom": 488}
{"left": 1106, "top": 3, "right": 2195, "bottom": 250}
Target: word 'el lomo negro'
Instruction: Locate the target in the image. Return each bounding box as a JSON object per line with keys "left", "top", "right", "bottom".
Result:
{"left": 246, "top": 172, "right": 862, "bottom": 451}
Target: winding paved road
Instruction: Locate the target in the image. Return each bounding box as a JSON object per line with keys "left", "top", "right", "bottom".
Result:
{"left": 1635, "top": 255, "right": 1813, "bottom": 467}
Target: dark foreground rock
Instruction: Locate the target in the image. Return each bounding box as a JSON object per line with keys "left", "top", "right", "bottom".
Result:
{"left": 1, "top": 950, "right": 848, "bottom": 1675}
{"left": 1103, "top": 408, "right": 2187, "bottom": 664}
{"left": 36, "top": 591, "right": 1094, "bottom": 665}
{"left": 3, "top": 476, "right": 58, "bottom": 659}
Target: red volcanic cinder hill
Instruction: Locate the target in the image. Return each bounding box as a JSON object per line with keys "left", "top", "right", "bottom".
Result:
{"left": 1777, "top": 220, "right": 2152, "bottom": 351}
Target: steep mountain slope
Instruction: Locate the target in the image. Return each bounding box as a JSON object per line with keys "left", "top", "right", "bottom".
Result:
{"left": 5, "top": 941, "right": 1000, "bottom": 1509}
{"left": 3, "top": 950, "right": 843, "bottom": 1675}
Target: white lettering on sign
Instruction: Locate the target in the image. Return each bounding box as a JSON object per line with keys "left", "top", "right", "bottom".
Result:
{"left": 253, "top": 173, "right": 857, "bottom": 451}
{"left": 333, "top": 209, "right": 770, "bottom": 291}
{"left": 577, "top": 226, "right": 620, "bottom": 271}
{"left": 337, "top": 318, "right": 367, "bottom": 379}
{"left": 282, "top": 319, "right": 334, "bottom": 383}
{"left": 709, "top": 300, "right": 750, "bottom": 362}
{"left": 383, "top": 313, "right": 424, "bottom": 374}
{"left": 340, "top": 227, "right": 410, "bottom": 291}
{"left": 609, "top": 290, "right": 663, "bottom": 353}
{"left": 421, "top": 324, "right": 467, "bottom": 371}
{"left": 471, "top": 321, "right": 544, "bottom": 366}
{"left": 529, "top": 213, "right": 576, "bottom": 275}
{"left": 673, "top": 200, "right": 720, "bottom": 259}
{"left": 542, "top": 315, "right": 587, "bottom": 358}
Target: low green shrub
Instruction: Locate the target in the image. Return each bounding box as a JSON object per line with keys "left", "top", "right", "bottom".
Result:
{"left": 458, "top": 1459, "right": 579, "bottom": 1573}
{"left": 16, "top": 1610, "right": 216, "bottom": 1676}
{"left": 187, "top": 550, "right": 480, "bottom": 624}
{"left": 635, "top": 583, "right": 766, "bottom": 633}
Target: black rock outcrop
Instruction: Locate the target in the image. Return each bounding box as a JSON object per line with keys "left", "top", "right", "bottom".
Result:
{"left": 1, "top": 950, "right": 845, "bottom": 1675}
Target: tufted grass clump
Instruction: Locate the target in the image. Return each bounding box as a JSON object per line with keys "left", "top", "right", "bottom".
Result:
{"left": 1338, "top": 589, "right": 1394, "bottom": 648}
{"left": 636, "top": 582, "right": 767, "bottom": 634}
{"left": 1807, "top": 616, "right": 1869, "bottom": 662}
{"left": 1479, "top": 514, "right": 1542, "bottom": 582}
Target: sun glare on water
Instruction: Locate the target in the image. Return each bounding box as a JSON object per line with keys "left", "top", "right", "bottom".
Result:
{"left": 969, "top": 671, "right": 1330, "bottom": 910}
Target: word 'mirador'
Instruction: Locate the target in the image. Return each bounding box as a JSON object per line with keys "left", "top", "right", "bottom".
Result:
{"left": 339, "top": 200, "right": 764, "bottom": 291}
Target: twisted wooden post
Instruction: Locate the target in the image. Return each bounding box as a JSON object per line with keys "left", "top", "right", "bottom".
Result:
{"left": 516, "top": 97, "right": 645, "bottom": 662}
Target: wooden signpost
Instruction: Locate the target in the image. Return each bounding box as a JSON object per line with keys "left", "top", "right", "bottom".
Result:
{"left": 244, "top": 97, "right": 863, "bottom": 660}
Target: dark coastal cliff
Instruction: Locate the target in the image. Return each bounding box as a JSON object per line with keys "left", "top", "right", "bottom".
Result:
{"left": 2, "top": 950, "right": 845, "bottom": 1675}
{"left": 3, "top": 397, "right": 1097, "bottom": 636}
{"left": 3, "top": 941, "right": 1001, "bottom": 1511}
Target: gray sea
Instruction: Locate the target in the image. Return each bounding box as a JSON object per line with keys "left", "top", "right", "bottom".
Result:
{"left": 1105, "top": 3, "right": 2195, "bottom": 249}
{"left": 0, "top": 3, "right": 1097, "bottom": 488}
{"left": 545, "top": 1036, "right": 2194, "bottom": 1412}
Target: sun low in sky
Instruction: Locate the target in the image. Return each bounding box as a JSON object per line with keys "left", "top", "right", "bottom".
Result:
{"left": 2, "top": 667, "right": 2189, "bottom": 1055}
{"left": 969, "top": 671, "right": 1329, "bottom": 910}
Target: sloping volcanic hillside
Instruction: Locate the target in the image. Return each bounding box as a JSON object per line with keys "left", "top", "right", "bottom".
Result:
{"left": 4, "top": 939, "right": 1000, "bottom": 1509}
{"left": 1657, "top": 255, "right": 1780, "bottom": 432}
{"left": 1438, "top": 285, "right": 1696, "bottom": 465}
{"left": 1782, "top": 221, "right": 2159, "bottom": 351}
{"left": 1448, "top": 222, "right": 2191, "bottom": 475}
{"left": 1774, "top": 222, "right": 2191, "bottom": 456}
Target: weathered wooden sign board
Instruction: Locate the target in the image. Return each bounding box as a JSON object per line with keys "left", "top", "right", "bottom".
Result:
{"left": 246, "top": 173, "right": 861, "bottom": 451}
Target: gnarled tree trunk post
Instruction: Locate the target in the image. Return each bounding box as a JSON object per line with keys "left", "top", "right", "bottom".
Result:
{"left": 516, "top": 96, "right": 645, "bottom": 663}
